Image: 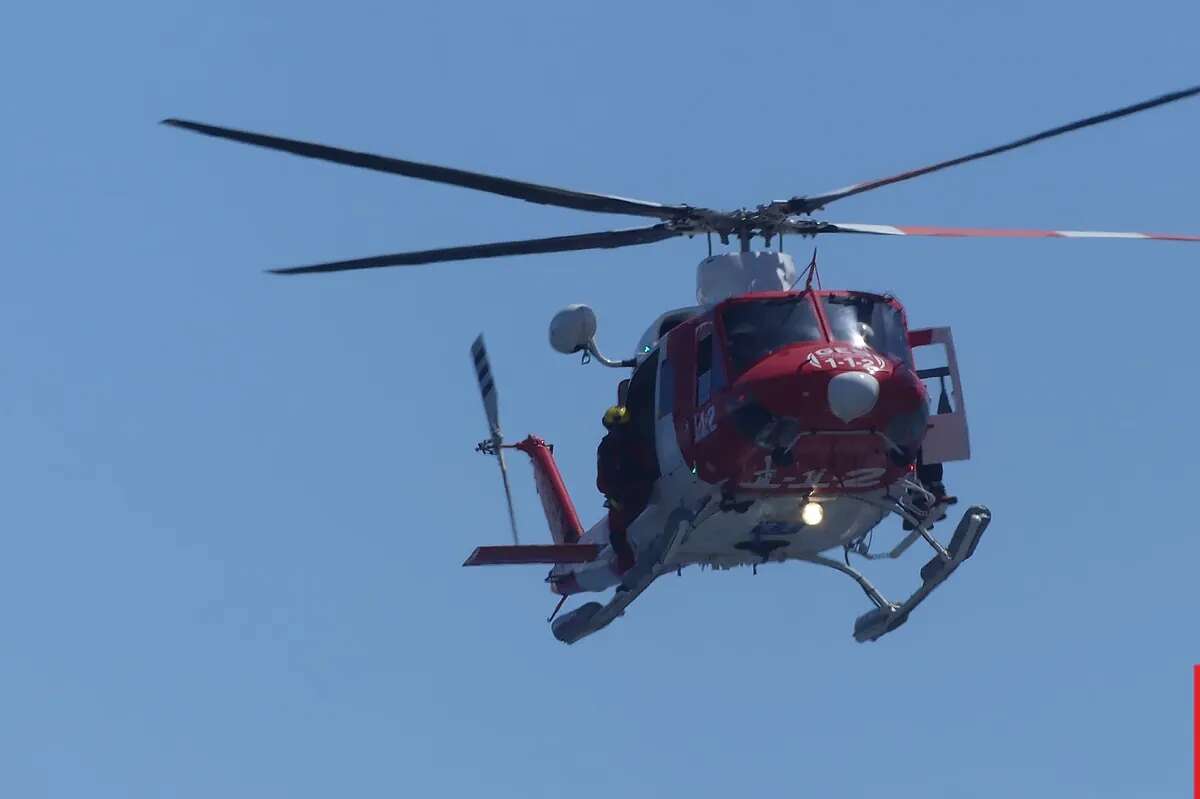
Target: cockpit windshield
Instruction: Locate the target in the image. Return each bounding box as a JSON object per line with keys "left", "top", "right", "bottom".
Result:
{"left": 722, "top": 295, "right": 823, "bottom": 374}
{"left": 821, "top": 294, "right": 911, "bottom": 365}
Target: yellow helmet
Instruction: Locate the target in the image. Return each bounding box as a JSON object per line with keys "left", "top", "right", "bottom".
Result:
{"left": 602, "top": 405, "right": 630, "bottom": 429}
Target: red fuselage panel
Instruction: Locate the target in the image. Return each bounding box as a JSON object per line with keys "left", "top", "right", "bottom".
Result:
{"left": 668, "top": 291, "right": 928, "bottom": 495}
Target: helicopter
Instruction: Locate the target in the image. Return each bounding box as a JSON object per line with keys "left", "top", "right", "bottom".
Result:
{"left": 164, "top": 83, "right": 1200, "bottom": 644}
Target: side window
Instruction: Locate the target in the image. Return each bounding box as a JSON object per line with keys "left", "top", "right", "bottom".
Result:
{"left": 710, "top": 333, "right": 727, "bottom": 395}
{"left": 697, "top": 332, "right": 713, "bottom": 405}
{"left": 657, "top": 358, "right": 675, "bottom": 419}
{"left": 626, "top": 351, "right": 660, "bottom": 473}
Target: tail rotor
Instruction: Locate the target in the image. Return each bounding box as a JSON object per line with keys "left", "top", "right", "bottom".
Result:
{"left": 471, "top": 335, "right": 520, "bottom": 545}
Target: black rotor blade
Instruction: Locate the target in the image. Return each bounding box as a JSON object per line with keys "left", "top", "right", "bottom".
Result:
{"left": 163, "top": 119, "right": 692, "bottom": 221}
{"left": 780, "top": 84, "right": 1200, "bottom": 214}
{"left": 268, "top": 225, "right": 682, "bottom": 275}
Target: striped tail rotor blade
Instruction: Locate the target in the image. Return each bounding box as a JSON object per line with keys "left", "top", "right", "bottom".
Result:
{"left": 496, "top": 448, "right": 520, "bottom": 545}
{"left": 470, "top": 334, "right": 520, "bottom": 544}
{"left": 470, "top": 335, "right": 500, "bottom": 437}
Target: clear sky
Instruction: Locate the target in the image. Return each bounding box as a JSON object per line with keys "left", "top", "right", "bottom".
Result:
{"left": 3, "top": 1, "right": 1198, "bottom": 796}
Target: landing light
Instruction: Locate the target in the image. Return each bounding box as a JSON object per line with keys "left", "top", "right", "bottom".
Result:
{"left": 801, "top": 501, "right": 824, "bottom": 526}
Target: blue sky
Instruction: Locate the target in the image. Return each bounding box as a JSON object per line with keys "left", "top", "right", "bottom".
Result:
{"left": 3, "top": 1, "right": 1198, "bottom": 796}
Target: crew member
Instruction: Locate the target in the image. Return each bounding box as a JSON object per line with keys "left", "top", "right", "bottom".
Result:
{"left": 596, "top": 405, "right": 657, "bottom": 573}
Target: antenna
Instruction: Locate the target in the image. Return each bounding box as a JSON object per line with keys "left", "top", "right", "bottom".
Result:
{"left": 470, "top": 335, "right": 519, "bottom": 545}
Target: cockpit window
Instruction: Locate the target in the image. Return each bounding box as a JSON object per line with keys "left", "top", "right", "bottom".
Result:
{"left": 721, "top": 296, "right": 823, "bottom": 374}
{"left": 821, "top": 294, "right": 911, "bottom": 365}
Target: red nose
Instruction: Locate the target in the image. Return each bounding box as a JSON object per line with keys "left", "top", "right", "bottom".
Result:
{"left": 732, "top": 343, "right": 926, "bottom": 436}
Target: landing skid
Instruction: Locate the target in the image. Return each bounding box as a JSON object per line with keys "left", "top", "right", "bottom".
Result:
{"left": 813, "top": 504, "right": 991, "bottom": 642}
{"left": 549, "top": 492, "right": 990, "bottom": 645}
{"left": 550, "top": 580, "right": 646, "bottom": 645}
{"left": 550, "top": 543, "right": 667, "bottom": 644}
{"left": 551, "top": 496, "right": 718, "bottom": 645}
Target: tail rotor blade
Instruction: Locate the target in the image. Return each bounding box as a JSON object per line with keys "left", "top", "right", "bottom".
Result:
{"left": 470, "top": 334, "right": 519, "bottom": 544}
{"left": 496, "top": 448, "right": 520, "bottom": 546}
{"left": 470, "top": 335, "right": 501, "bottom": 437}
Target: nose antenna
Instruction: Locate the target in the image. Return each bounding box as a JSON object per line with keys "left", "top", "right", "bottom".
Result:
{"left": 803, "top": 248, "right": 821, "bottom": 290}
{"left": 785, "top": 248, "right": 821, "bottom": 292}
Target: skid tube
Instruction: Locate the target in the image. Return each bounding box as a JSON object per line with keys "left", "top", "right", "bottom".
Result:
{"left": 805, "top": 500, "right": 992, "bottom": 643}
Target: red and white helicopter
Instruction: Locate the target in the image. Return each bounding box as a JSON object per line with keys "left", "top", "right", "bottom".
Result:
{"left": 165, "top": 84, "right": 1200, "bottom": 644}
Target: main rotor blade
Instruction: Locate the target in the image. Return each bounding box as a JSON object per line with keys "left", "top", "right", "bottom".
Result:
{"left": 163, "top": 119, "right": 692, "bottom": 220}
{"left": 805, "top": 221, "right": 1200, "bottom": 242}
{"left": 269, "top": 224, "right": 682, "bottom": 275}
{"left": 780, "top": 84, "right": 1200, "bottom": 214}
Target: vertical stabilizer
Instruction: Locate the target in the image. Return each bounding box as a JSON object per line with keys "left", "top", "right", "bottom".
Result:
{"left": 513, "top": 437, "right": 584, "bottom": 545}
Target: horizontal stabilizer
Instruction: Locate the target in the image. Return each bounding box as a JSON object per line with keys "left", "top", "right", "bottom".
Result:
{"left": 463, "top": 544, "right": 600, "bottom": 567}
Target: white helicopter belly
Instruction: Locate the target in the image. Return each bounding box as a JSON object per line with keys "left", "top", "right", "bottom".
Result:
{"left": 611, "top": 465, "right": 894, "bottom": 573}
{"left": 555, "top": 471, "right": 897, "bottom": 591}
{"left": 663, "top": 488, "right": 891, "bottom": 571}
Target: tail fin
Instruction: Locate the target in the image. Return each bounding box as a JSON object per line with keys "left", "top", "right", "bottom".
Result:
{"left": 513, "top": 437, "right": 584, "bottom": 545}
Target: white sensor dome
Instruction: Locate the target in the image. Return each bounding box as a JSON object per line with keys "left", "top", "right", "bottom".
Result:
{"left": 549, "top": 304, "right": 598, "bottom": 354}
